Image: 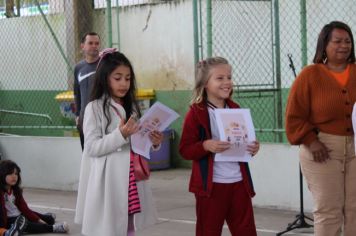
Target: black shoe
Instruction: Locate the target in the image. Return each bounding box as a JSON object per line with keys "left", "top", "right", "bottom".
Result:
{"left": 43, "top": 212, "right": 56, "bottom": 225}
{"left": 44, "top": 212, "right": 56, "bottom": 220}
{"left": 14, "top": 215, "right": 27, "bottom": 232}
{"left": 4, "top": 223, "right": 19, "bottom": 236}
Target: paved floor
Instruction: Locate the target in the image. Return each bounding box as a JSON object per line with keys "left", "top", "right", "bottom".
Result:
{"left": 24, "top": 169, "right": 314, "bottom": 235}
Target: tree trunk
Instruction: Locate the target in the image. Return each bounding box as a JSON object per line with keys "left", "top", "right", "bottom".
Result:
{"left": 5, "top": 0, "right": 16, "bottom": 18}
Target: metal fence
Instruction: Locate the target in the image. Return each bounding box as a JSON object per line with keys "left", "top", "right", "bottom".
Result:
{"left": 1, "top": 0, "right": 356, "bottom": 142}
{"left": 0, "top": 0, "right": 110, "bottom": 136}
{"left": 194, "top": 0, "right": 356, "bottom": 142}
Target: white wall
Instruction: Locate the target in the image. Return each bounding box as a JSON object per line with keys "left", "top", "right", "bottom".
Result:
{"left": 0, "top": 136, "right": 314, "bottom": 212}
{"left": 250, "top": 143, "right": 313, "bottom": 212}
{"left": 111, "top": 0, "right": 195, "bottom": 90}
{"left": 0, "top": 136, "right": 82, "bottom": 191}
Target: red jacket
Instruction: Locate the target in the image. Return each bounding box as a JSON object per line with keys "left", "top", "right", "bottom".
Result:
{"left": 179, "top": 99, "right": 255, "bottom": 197}
{"left": 0, "top": 190, "right": 40, "bottom": 228}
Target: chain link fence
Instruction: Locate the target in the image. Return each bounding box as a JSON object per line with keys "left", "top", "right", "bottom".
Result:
{"left": 1, "top": 0, "right": 356, "bottom": 143}
{"left": 195, "top": 0, "right": 356, "bottom": 142}
{"left": 0, "top": 0, "right": 173, "bottom": 137}
{"left": 0, "top": 0, "right": 107, "bottom": 136}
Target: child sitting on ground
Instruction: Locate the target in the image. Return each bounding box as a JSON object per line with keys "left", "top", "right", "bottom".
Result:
{"left": 0, "top": 160, "right": 69, "bottom": 234}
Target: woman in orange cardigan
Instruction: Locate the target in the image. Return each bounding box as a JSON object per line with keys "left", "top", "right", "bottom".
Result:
{"left": 285, "top": 21, "right": 356, "bottom": 236}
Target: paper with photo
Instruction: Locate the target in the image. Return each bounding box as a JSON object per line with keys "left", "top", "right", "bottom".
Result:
{"left": 214, "top": 108, "right": 255, "bottom": 162}
{"left": 131, "top": 102, "right": 179, "bottom": 159}
{"left": 352, "top": 103, "right": 356, "bottom": 151}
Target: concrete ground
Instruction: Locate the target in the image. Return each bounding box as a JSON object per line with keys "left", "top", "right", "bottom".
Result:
{"left": 24, "top": 169, "right": 314, "bottom": 236}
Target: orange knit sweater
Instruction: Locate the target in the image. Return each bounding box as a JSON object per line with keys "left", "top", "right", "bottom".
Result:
{"left": 285, "top": 63, "right": 356, "bottom": 146}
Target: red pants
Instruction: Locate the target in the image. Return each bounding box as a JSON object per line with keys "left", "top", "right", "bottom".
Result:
{"left": 195, "top": 181, "right": 257, "bottom": 236}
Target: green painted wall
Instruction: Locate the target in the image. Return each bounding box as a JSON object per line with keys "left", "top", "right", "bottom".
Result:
{"left": 0, "top": 89, "right": 290, "bottom": 167}
{"left": 155, "top": 90, "right": 192, "bottom": 168}
{"left": 0, "top": 90, "right": 75, "bottom": 136}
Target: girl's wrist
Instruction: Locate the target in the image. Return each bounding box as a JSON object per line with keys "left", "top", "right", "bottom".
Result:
{"left": 202, "top": 140, "right": 209, "bottom": 151}
{"left": 119, "top": 127, "right": 128, "bottom": 139}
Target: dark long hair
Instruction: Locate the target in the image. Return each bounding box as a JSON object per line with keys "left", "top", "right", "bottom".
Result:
{"left": 313, "top": 21, "right": 355, "bottom": 63}
{"left": 90, "top": 51, "right": 141, "bottom": 133}
{"left": 0, "top": 160, "right": 22, "bottom": 195}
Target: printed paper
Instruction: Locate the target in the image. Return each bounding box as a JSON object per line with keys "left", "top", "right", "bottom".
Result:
{"left": 131, "top": 102, "right": 179, "bottom": 159}
{"left": 214, "top": 108, "right": 256, "bottom": 162}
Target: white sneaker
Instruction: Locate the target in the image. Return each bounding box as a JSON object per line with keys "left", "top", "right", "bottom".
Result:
{"left": 53, "top": 222, "right": 69, "bottom": 233}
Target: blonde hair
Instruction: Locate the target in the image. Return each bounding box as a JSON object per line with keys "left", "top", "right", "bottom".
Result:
{"left": 191, "top": 56, "right": 230, "bottom": 104}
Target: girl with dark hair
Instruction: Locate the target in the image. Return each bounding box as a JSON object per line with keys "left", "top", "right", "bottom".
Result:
{"left": 286, "top": 21, "right": 356, "bottom": 236}
{"left": 74, "top": 48, "right": 163, "bottom": 236}
{"left": 0, "top": 160, "right": 68, "bottom": 234}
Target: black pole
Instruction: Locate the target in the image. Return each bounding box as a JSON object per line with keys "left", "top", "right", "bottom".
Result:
{"left": 287, "top": 53, "right": 297, "bottom": 77}
{"left": 299, "top": 166, "right": 304, "bottom": 214}
{"left": 276, "top": 54, "right": 314, "bottom": 236}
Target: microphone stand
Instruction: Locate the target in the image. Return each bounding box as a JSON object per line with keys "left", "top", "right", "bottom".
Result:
{"left": 276, "top": 54, "right": 314, "bottom": 236}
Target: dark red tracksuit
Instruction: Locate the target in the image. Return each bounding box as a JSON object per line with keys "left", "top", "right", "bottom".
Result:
{"left": 179, "top": 99, "right": 257, "bottom": 236}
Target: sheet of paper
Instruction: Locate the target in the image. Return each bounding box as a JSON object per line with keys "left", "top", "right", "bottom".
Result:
{"left": 214, "top": 108, "right": 256, "bottom": 162}
{"left": 131, "top": 102, "right": 179, "bottom": 159}
{"left": 352, "top": 103, "right": 356, "bottom": 151}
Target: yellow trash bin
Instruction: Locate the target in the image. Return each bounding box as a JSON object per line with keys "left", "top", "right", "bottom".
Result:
{"left": 55, "top": 91, "right": 75, "bottom": 120}
{"left": 54, "top": 89, "right": 155, "bottom": 119}
{"left": 136, "top": 89, "right": 155, "bottom": 114}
